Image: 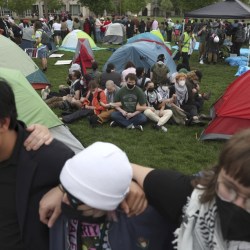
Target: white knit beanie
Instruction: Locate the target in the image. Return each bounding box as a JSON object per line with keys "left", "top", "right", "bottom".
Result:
{"left": 60, "top": 142, "right": 132, "bottom": 211}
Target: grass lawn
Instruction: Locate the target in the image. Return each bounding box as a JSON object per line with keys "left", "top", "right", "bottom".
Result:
{"left": 33, "top": 42, "right": 238, "bottom": 175}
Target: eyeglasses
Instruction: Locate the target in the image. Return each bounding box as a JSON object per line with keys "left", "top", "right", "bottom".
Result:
{"left": 216, "top": 180, "right": 250, "bottom": 213}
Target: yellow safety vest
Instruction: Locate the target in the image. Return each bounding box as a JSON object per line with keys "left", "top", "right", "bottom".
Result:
{"left": 181, "top": 32, "right": 191, "bottom": 53}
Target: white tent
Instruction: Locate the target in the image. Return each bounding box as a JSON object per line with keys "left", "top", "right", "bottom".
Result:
{"left": 103, "top": 23, "right": 126, "bottom": 44}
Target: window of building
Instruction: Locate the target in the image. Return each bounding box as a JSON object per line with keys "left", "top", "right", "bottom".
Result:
{"left": 70, "top": 5, "right": 80, "bottom": 16}
{"left": 0, "top": 8, "right": 12, "bottom": 17}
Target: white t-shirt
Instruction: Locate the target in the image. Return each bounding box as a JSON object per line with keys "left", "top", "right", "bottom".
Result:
{"left": 52, "top": 22, "right": 61, "bottom": 31}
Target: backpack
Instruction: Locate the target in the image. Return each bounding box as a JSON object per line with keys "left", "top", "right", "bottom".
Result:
{"left": 152, "top": 63, "right": 169, "bottom": 85}
{"left": 39, "top": 29, "right": 52, "bottom": 50}
{"left": 235, "top": 27, "right": 246, "bottom": 43}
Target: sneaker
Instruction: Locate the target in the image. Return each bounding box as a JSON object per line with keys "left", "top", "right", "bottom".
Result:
{"left": 126, "top": 123, "right": 135, "bottom": 129}
{"left": 199, "top": 60, "right": 204, "bottom": 64}
{"left": 152, "top": 124, "right": 161, "bottom": 130}
{"left": 110, "top": 121, "right": 118, "bottom": 127}
{"left": 199, "top": 114, "right": 212, "bottom": 121}
{"left": 161, "top": 126, "right": 168, "bottom": 132}
{"left": 134, "top": 125, "right": 143, "bottom": 131}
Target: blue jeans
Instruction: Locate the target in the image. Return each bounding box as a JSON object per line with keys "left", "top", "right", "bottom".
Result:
{"left": 111, "top": 111, "right": 147, "bottom": 127}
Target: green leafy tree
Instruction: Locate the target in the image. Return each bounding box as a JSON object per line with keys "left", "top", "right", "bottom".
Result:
{"left": 122, "top": 0, "right": 148, "bottom": 14}
{"left": 78, "top": 0, "right": 115, "bottom": 16}
{"left": 43, "top": 0, "right": 64, "bottom": 18}
{"left": 7, "top": 0, "right": 36, "bottom": 15}
{"left": 160, "top": 0, "right": 173, "bottom": 10}
{"left": 180, "top": 0, "right": 215, "bottom": 12}
{"left": 160, "top": 0, "right": 173, "bottom": 14}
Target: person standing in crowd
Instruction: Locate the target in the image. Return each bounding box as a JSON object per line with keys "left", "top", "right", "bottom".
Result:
{"left": 95, "top": 16, "right": 103, "bottom": 43}
{"left": 138, "top": 19, "right": 146, "bottom": 33}
{"left": 178, "top": 23, "right": 192, "bottom": 71}
{"left": 197, "top": 23, "right": 208, "bottom": 64}
{"left": 66, "top": 15, "right": 73, "bottom": 32}
{"left": 125, "top": 16, "right": 135, "bottom": 39}
{"left": 33, "top": 20, "right": 48, "bottom": 72}
{"left": 132, "top": 127, "right": 250, "bottom": 249}
{"left": 60, "top": 17, "right": 68, "bottom": 41}
{"left": 206, "top": 21, "right": 222, "bottom": 65}
{"left": 83, "top": 18, "right": 91, "bottom": 35}
{"left": 52, "top": 19, "right": 61, "bottom": 47}
{"left": 146, "top": 17, "right": 152, "bottom": 32}
{"left": 0, "top": 15, "right": 11, "bottom": 38}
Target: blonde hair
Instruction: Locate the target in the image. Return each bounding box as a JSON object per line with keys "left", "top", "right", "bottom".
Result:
{"left": 175, "top": 72, "right": 187, "bottom": 81}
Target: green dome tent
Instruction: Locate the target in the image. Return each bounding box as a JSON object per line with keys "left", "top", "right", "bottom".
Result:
{"left": 0, "top": 67, "right": 84, "bottom": 154}
{"left": 60, "top": 29, "right": 97, "bottom": 51}
{"left": 0, "top": 35, "right": 50, "bottom": 90}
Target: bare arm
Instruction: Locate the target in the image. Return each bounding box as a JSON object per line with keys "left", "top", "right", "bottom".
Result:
{"left": 131, "top": 163, "right": 154, "bottom": 188}
{"left": 39, "top": 185, "right": 64, "bottom": 228}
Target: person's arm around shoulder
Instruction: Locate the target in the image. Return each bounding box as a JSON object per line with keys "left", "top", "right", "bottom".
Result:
{"left": 132, "top": 163, "right": 154, "bottom": 188}
{"left": 24, "top": 124, "right": 53, "bottom": 151}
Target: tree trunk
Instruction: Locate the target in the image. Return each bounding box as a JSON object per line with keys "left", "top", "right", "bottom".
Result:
{"left": 44, "top": 0, "right": 49, "bottom": 19}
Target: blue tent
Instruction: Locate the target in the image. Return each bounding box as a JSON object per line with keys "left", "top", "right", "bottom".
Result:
{"left": 127, "top": 32, "right": 163, "bottom": 44}
{"left": 103, "top": 41, "right": 176, "bottom": 75}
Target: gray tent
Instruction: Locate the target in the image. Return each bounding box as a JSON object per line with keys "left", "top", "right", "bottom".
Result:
{"left": 185, "top": 0, "right": 250, "bottom": 19}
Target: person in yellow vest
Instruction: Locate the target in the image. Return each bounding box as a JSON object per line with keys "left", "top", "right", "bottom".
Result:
{"left": 178, "top": 24, "right": 192, "bottom": 71}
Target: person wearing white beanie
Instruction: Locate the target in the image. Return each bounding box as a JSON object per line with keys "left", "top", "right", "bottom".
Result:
{"left": 60, "top": 141, "right": 132, "bottom": 212}
{"left": 58, "top": 142, "right": 172, "bottom": 250}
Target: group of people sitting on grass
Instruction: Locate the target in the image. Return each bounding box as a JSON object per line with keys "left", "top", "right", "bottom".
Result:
{"left": 41, "top": 54, "right": 211, "bottom": 132}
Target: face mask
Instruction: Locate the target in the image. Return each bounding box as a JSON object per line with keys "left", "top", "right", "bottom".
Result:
{"left": 162, "top": 86, "right": 168, "bottom": 91}
{"left": 127, "top": 83, "right": 135, "bottom": 90}
{"left": 147, "top": 87, "right": 154, "bottom": 93}
{"left": 61, "top": 202, "right": 107, "bottom": 224}
{"left": 216, "top": 196, "right": 250, "bottom": 242}
{"left": 178, "top": 80, "right": 186, "bottom": 86}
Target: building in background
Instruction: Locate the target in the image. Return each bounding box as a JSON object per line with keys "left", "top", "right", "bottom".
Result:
{"left": 0, "top": 0, "right": 169, "bottom": 19}
{"left": 0, "top": 0, "right": 90, "bottom": 19}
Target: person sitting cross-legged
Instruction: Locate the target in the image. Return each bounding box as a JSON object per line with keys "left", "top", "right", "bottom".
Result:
{"left": 143, "top": 81, "right": 173, "bottom": 132}
{"left": 110, "top": 73, "right": 147, "bottom": 131}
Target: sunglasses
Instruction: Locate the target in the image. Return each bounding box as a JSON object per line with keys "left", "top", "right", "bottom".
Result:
{"left": 61, "top": 185, "right": 84, "bottom": 209}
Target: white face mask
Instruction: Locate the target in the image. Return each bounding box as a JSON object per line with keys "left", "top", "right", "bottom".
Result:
{"left": 162, "top": 86, "right": 169, "bottom": 91}
{"left": 178, "top": 80, "right": 186, "bottom": 86}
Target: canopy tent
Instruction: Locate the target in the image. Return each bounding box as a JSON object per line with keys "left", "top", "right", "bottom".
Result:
{"left": 0, "top": 67, "right": 84, "bottom": 153}
{"left": 59, "top": 29, "right": 97, "bottom": 52}
{"left": 200, "top": 71, "right": 250, "bottom": 140}
{"left": 73, "top": 38, "right": 95, "bottom": 74}
{"left": 0, "top": 35, "right": 50, "bottom": 89}
{"left": 103, "top": 23, "right": 126, "bottom": 44}
{"left": 103, "top": 41, "right": 176, "bottom": 75}
{"left": 185, "top": 0, "right": 250, "bottom": 19}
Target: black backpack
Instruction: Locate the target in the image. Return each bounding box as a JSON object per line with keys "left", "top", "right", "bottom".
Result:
{"left": 236, "top": 27, "right": 246, "bottom": 43}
